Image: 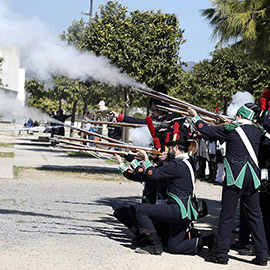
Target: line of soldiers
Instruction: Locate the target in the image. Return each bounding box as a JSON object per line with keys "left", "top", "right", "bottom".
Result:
{"left": 111, "top": 86, "right": 270, "bottom": 267}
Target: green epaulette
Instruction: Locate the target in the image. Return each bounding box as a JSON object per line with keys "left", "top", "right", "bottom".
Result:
{"left": 224, "top": 122, "right": 264, "bottom": 132}
{"left": 224, "top": 123, "right": 241, "bottom": 131}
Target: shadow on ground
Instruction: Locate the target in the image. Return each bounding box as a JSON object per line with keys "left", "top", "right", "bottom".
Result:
{"left": 36, "top": 165, "right": 118, "bottom": 173}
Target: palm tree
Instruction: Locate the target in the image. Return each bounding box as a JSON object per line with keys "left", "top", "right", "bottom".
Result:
{"left": 201, "top": 0, "right": 270, "bottom": 63}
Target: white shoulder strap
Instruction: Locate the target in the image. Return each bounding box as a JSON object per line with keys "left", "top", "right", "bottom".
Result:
{"left": 235, "top": 126, "right": 258, "bottom": 168}
{"left": 183, "top": 158, "right": 196, "bottom": 195}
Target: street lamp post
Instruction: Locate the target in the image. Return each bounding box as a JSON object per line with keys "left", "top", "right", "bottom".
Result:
{"left": 81, "top": 0, "right": 94, "bottom": 23}
{"left": 89, "top": 0, "right": 93, "bottom": 21}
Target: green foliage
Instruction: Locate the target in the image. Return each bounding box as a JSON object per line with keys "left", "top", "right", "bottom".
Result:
{"left": 26, "top": 80, "right": 58, "bottom": 113}
{"left": 172, "top": 47, "right": 270, "bottom": 113}
{"left": 80, "top": 1, "right": 186, "bottom": 108}
{"left": 80, "top": 81, "right": 125, "bottom": 110}
{"left": 0, "top": 142, "right": 13, "bottom": 148}
{"left": 202, "top": 0, "right": 270, "bottom": 64}
{"left": 132, "top": 112, "right": 145, "bottom": 118}
{"left": 0, "top": 152, "right": 14, "bottom": 158}
{"left": 60, "top": 19, "right": 86, "bottom": 48}
{"left": 26, "top": 0, "right": 270, "bottom": 118}
{"left": 26, "top": 1, "right": 186, "bottom": 116}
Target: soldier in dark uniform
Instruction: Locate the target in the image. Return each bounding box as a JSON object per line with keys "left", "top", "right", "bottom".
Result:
{"left": 111, "top": 85, "right": 188, "bottom": 204}
{"left": 124, "top": 132, "right": 214, "bottom": 255}
{"left": 260, "top": 103, "right": 270, "bottom": 258}
{"left": 51, "top": 109, "right": 71, "bottom": 137}
{"left": 188, "top": 103, "right": 268, "bottom": 266}
{"left": 111, "top": 85, "right": 169, "bottom": 204}
{"left": 230, "top": 94, "right": 270, "bottom": 257}
{"left": 113, "top": 153, "right": 151, "bottom": 237}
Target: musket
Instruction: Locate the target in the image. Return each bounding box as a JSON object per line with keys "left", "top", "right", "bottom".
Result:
{"left": 56, "top": 135, "right": 162, "bottom": 156}
{"left": 156, "top": 104, "right": 217, "bottom": 123}
{"left": 132, "top": 87, "right": 232, "bottom": 122}
{"left": 60, "top": 144, "right": 140, "bottom": 157}
{"left": 58, "top": 139, "right": 140, "bottom": 157}
{"left": 78, "top": 120, "right": 146, "bottom": 128}
{"left": 87, "top": 109, "right": 111, "bottom": 114}
{"left": 65, "top": 123, "right": 126, "bottom": 145}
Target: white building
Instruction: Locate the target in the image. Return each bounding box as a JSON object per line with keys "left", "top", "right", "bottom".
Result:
{"left": 0, "top": 46, "right": 26, "bottom": 106}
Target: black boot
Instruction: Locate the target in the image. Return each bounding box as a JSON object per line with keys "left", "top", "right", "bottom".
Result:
{"left": 205, "top": 256, "right": 228, "bottom": 265}
{"left": 231, "top": 240, "right": 248, "bottom": 250}
{"left": 132, "top": 233, "right": 150, "bottom": 247}
{"left": 197, "top": 233, "right": 215, "bottom": 253}
{"left": 135, "top": 232, "right": 163, "bottom": 255}
{"left": 238, "top": 243, "right": 255, "bottom": 256}
{"left": 251, "top": 257, "right": 268, "bottom": 266}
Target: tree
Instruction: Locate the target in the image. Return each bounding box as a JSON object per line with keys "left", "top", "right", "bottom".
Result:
{"left": 26, "top": 1, "right": 187, "bottom": 128}
{"left": 60, "top": 18, "right": 124, "bottom": 115}
{"left": 25, "top": 79, "right": 58, "bottom": 113}
{"left": 81, "top": 1, "right": 186, "bottom": 108}
{"left": 60, "top": 19, "right": 86, "bottom": 48}
{"left": 172, "top": 47, "right": 270, "bottom": 113}
{"left": 202, "top": 0, "right": 270, "bottom": 63}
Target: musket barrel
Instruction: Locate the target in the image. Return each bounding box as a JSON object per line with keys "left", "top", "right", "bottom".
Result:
{"left": 59, "top": 140, "right": 139, "bottom": 157}
{"left": 132, "top": 87, "right": 228, "bottom": 122}
{"left": 57, "top": 136, "right": 161, "bottom": 155}
{"left": 139, "top": 86, "right": 213, "bottom": 114}
{"left": 156, "top": 105, "right": 217, "bottom": 123}
{"left": 78, "top": 120, "right": 146, "bottom": 128}
{"left": 65, "top": 124, "right": 126, "bottom": 145}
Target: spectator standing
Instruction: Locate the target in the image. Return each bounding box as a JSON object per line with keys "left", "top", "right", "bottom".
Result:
{"left": 214, "top": 141, "right": 226, "bottom": 185}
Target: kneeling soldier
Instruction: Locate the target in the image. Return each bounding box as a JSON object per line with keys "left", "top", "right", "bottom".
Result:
{"left": 128, "top": 132, "right": 214, "bottom": 255}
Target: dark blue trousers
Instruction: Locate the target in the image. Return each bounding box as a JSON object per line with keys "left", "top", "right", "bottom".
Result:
{"left": 239, "top": 200, "right": 251, "bottom": 245}
{"left": 131, "top": 202, "right": 197, "bottom": 255}
{"left": 216, "top": 170, "right": 268, "bottom": 260}
{"left": 260, "top": 192, "right": 270, "bottom": 251}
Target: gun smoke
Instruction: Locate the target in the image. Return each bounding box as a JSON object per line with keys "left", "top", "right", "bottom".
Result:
{"left": 0, "top": 0, "right": 140, "bottom": 87}
{"left": 0, "top": 92, "right": 61, "bottom": 124}
{"left": 130, "top": 126, "right": 152, "bottom": 147}
{"left": 226, "top": 91, "right": 255, "bottom": 117}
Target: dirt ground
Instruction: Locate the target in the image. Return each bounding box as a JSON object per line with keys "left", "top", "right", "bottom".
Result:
{"left": 0, "top": 168, "right": 266, "bottom": 270}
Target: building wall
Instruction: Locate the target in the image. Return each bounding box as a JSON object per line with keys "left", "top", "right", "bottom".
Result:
{"left": 0, "top": 46, "right": 26, "bottom": 106}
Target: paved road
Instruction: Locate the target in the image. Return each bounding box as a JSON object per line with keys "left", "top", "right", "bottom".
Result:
{"left": 0, "top": 123, "right": 118, "bottom": 179}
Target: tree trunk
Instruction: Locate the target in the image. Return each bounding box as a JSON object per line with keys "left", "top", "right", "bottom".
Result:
{"left": 70, "top": 99, "right": 78, "bottom": 137}
{"left": 83, "top": 101, "right": 88, "bottom": 117}
{"left": 223, "top": 97, "right": 228, "bottom": 114}
{"left": 122, "top": 87, "right": 131, "bottom": 143}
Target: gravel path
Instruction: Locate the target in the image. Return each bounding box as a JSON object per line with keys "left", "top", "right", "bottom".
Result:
{"left": 0, "top": 168, "right": 265, "bottom": 270}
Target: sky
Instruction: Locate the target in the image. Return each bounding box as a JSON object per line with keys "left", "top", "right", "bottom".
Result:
{"left": 6, "top": 0, "right": 216, "bottom": 63}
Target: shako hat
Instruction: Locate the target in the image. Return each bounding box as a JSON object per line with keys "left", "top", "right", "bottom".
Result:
{"left": 149, "top": 84, "right": 168, "bottom": 111}
{"left": 165, "top": 131, "right": 190, "bottom": 150}
{"left": 237, "top": 103, "right": 259, "bottom": 121}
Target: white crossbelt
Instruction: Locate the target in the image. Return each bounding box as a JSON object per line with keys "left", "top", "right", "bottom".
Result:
{"left": 235, "top": 126, "right": 258, "bottom": 168}
{"left": 183, "top": 158, "right": 196, "bottom": 195}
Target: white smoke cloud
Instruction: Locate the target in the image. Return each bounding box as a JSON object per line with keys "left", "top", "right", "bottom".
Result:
{"left": 130, "top": 126, "right": 152, "bottom": 147}
{"left": 0, "top": 0, "right": 140, "bottom": 86}
{"left": 226, "top": 91, "right": 255, "bottom": 117}
{"left": 0, "top": 92, "right": 54, "bottom": 123}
